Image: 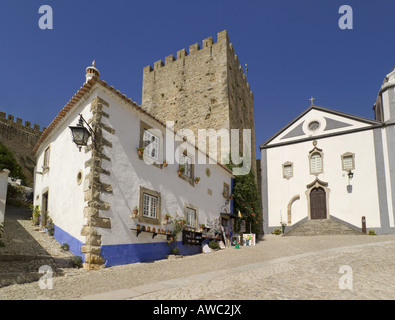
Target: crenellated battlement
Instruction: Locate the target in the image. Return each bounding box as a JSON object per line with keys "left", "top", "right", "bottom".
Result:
{"left": 0, "top": 111, "right": 44, "bottom": 133}
{"left": 143, "top": 30, "right": 252, "bottom": 96}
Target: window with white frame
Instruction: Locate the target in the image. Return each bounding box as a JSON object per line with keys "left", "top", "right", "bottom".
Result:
{"left": 143, "top": 130, "right": 159, "bottom": 161}
{"left": 142, "top": 193, "right": 158, "bottom": 219}
{"left": 185, "top": 207, "right": 196, "bottom": 228}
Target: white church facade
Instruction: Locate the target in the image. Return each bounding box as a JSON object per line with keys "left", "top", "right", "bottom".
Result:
{"left": 32, "top": 63, "right": 235, "bottom": 269}
{"left": 260, "top": 67, "right": 395, "bottom": 235}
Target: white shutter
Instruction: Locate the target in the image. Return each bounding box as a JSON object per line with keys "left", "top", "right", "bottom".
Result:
{"left": 186, "top": 208, "right": 196, "bottom": 228}
{"left": 311, "top": 153, "right": 322, "bottom": 174}
{"left": 143, "top": 130, "right": 159, "bottom": 160}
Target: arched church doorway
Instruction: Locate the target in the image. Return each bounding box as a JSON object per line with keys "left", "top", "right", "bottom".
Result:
{"left": 310, "top": 187, "right": 327, "bottom": 219}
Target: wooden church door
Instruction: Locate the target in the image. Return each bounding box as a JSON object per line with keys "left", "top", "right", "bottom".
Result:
{"left": 310, "top": 187, "right": 327, "bottom": 219}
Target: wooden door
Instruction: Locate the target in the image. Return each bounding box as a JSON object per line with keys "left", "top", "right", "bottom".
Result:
{"left": 310, "top": 187, "right": 327, "bottom": 219}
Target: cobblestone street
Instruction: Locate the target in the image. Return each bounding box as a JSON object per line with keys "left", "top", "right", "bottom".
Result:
{"left": 1, "top": 206, "right": 395, "bottom": 300}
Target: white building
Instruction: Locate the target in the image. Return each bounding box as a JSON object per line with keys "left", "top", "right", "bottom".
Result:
{"left": 0, "top": 169, "right": 10, "bottom": 225}
{"left": 32, "top": 63, "right": 235, "bottom": 269}
{"left": 260, "top": 67, "right": 395, "bottom": 235}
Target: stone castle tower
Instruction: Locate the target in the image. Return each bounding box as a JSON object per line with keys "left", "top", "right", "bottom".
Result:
{"left": 141, "top": 30, "right": 257, "bottom": 176}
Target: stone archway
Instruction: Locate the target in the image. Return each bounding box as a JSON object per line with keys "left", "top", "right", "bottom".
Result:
{"left": 287, "top": 195, "right": 300, "bottom": 225}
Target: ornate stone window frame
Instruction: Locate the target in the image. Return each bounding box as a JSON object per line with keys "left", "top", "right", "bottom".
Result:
{"left": 282, "top": 161, "right": 294, "bottom": 180}
{"left": 341, "top": 152, "right": 355, "bottom": 172}
{"left": 138, "top": 186, "right": 161, "bottom": 225}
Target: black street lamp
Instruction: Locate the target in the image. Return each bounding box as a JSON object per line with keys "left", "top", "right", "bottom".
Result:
{"left": 69, "top": 114, "right": 93, "bottom": 152}
{"left": 348, "top": 170, "right": 354, "bottom": 179}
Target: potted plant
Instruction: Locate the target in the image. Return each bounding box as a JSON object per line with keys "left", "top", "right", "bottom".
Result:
{"left": 137, "top": 147, "right": 145, "bottom": 156}
{"left": 30, "top": 205, "right": 41, "bottom": 226}
{"left": 163, "top": 160, "right": 168, "bottom": 167}
{"left": 132, "top": 206, "right": 138, "bottom": 218}
{"left": 194, "top": 177, "right": 200, "bottom": 184}
{"left": 164, "top": 214, "right": 172, "bottom": 224}
{"left": 281, "top": 222, "right": 287, "bottom": 234}
{"left": 178, "top": 165, "right": 185, "bottom": 177}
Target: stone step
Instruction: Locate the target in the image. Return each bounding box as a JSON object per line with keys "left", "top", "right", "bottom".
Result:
{"left": 284, "top": 219, "right": 363, "bottom": 236}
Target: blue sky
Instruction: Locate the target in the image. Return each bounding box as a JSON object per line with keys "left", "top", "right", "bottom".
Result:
{"left": 0, "top": 0, "right": 394, "bottom": 158}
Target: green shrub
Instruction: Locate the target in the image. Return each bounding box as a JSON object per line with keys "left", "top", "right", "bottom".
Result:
{"left": 61, "top": 243, "right": 70, "bottom": 251}
{"left": 71, "top": 256, "right": 83, "bottom": 268}
{"left": 272, "top": 228, "right": 282, "bottom": 235}
{"left": 46, "top": 217, "right": 55, "bottom": 236}
{"left": 208, "top": 240, "right": 220, "bottom": 250}
{"left": 170, "top": 247, "right": 180, "bottom": 255}
{"left": 368, "top": 230, "right": 377, "bottom": 236}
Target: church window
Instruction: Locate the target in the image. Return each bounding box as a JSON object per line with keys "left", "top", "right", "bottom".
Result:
{"left": 341, "top": 152, "right": 355, "bottom": 171}
{"left": 308, "top": 121, "right": 320, "bottom": 132}
{"left": 310, "top": 152, "right": 323, "bottom": 175}
{"left": 282, "top": 162, "right": 293, "bottom": 179}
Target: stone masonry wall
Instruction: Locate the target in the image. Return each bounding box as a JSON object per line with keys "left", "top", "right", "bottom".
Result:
{"left": 141, "top": 30, "right": 257, "bottom": 176}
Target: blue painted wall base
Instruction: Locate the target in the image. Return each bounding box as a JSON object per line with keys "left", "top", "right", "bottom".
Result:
{"left": 52, "top": 224, "right": 204, "bottom": 267}
{"left": 101, "top": 241, "right": 202, "bottom": 267}
{"left": 54, "top": 225, "right": 85, "bottom": 260}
